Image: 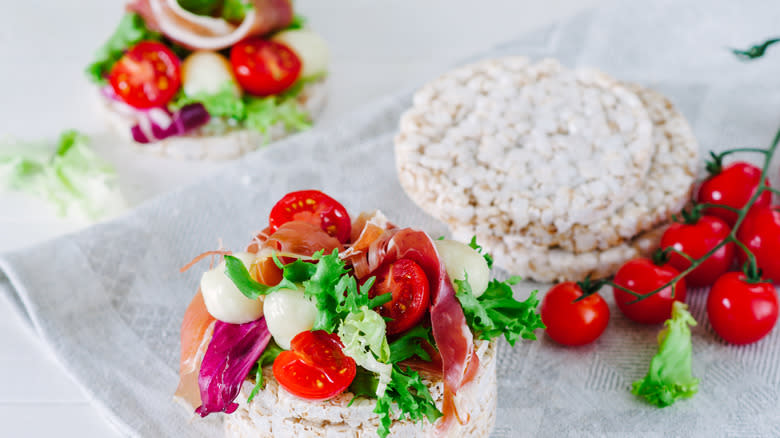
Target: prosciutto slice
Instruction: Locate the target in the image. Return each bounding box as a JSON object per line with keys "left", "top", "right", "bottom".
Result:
{"left": 128, "top": 0, "right": 293, "bottom": 50}
{"left": 263, "top": 220, "right": 343, "bottom": 257}
{"left": 350, "top": 228, "right": 479, "bottom": 431}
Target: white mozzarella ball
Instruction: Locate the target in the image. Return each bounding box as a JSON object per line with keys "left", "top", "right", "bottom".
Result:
{"left": 181, "top": 51, "right": 240, "bottom": 97}
{"left": 434, "top": 239, "right": 490, "bottom": 297}
{"left": 272, "top": 29, "right": 329, "bottom": 78}
{"left": 263, "top": 287, "right": 318, "bottom": 350}
{"left": 200, "top": 251, "right": 262, "bottom": 324}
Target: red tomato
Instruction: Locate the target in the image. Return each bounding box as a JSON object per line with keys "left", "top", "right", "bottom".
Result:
{"left": 613, "top": 258, "right": 687, "bottom": 324}
{"left": 540, "top": 282, "right": 610, "bottom": 346}
{"left": 707, "top": 272, "right": 778, "bottom": 344}
{"left": 660, "top": 216, "right": 735, "bottom": 287}
{"left": 737, "top": 206, "right": 780, "bottom": 283}
{"left": 269, "top": 190, "right": 351, "bottom": 243}
{"left": 369, "top": 258, "right": 431, "bottom": 335}
{"left": 272, "top": 331, "right": 356, "bottom": 400}
{"left": 696, "top": 162, "right": 771, "bottom": 226}
{"left": 108, "top": 41, "right": 181, "bottom": 109}
{"left": 230, "top": 38, "right": 301, "bottom": 96}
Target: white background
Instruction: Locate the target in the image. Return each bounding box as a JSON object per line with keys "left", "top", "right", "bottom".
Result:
{"left": 0, "top": 0, "right": 602, "bottom": 436}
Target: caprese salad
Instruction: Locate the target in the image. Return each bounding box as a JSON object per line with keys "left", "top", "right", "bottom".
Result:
{"left": 175, "top": 190, "right": 544, "bottom": 437}
{"left": 87, "top": 0, "right": 328, "bottom": 149}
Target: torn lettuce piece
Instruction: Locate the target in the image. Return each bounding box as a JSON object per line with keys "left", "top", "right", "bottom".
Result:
{"left": 374, "top": 365, "right": 442, "bottom": 438}
{"left": 247, "top": 340, "right": 284, "bottom": 403}
{"left": 632, "top": 301, "right": 699, "bottom": 407}
{"left": 0, "top": 131, "right": 125, "bottom": 221}
{"left": 338, "top": 306, "right": 392, "bottom": 398}
{"left": 86, "top": 13, "right": 161, "bottom": 84}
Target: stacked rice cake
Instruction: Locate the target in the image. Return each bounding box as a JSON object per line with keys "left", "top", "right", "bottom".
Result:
{"left": 395, "top": 57, "right": 698, "bottom": 283}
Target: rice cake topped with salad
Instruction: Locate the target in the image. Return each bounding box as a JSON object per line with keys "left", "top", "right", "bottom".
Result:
{"left": 87, "top": 0, "right": 329, "bottom": 160}
{"left": 176, "top": 190, "right": 544, "bottom": 437}
{"left": 396, "top": 56, "right": 698, "bottom": 282}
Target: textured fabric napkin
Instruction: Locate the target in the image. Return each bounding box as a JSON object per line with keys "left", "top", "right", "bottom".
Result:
{"left": 3, "top": 0, "right": 780, "bottom": 436}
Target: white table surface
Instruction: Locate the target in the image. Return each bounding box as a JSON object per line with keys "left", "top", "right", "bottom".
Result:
{"left": 0, "top": 0, "right": 603, "bottom": 436}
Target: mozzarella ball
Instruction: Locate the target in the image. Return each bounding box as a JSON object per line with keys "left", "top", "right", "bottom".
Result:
{"left": 435, "top": 239, "right": 490, "bottom": 297}
{"left": 200, "top": 251, "right": 262, "bottom": 324}
{"left": 181, "top": 51, "right": 240, "bottom": 97}
{"left": 271, "top": 29, "right": 329, "bottom": 78}
{"left": 263, "top": 287, "right": 318, "bottom": 350}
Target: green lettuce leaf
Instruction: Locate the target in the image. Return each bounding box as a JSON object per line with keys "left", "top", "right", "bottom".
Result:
{"left": 286, "top": 13, "right": 307, "bottom": 30}
{"left": 221, "top": 0, "right": 253, "bottom": 22}
{"left": 338, "top": 307, "right": 392, "bottom": 397}
{"left": 86, "top": 13, "right": 161, "bottom": 84}
{"left": 348, "top": 366, "right": 379, "bottom": 400}
{"left": 632, "top": 301, "right": 699, "bottom": 407}
{"left": 374, "top": 365, "right": 442, "bottom": 438}
{"left": 388, "top": 324, "right": 435, "bottom": 363}
{"left": 455, "top": 275, "right": 545, "bottom": 345}
{"left": 0, "top": 131, "right": 125, "bottom": 221}
{"left": 468, "top": 236, "right": 494, "bottom": 269}
{"left": 171, "top": 83, "right": 245, "bottom": 120}
{"left": 247, "top": 340, "right": 284, "bottom": 402}
{"left": 177, "top": 0, "right": 221, "bottom": 16}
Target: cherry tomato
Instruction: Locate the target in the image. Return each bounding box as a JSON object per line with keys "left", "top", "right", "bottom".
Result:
{"left": 230, "top": 38, "right": 301, "bottom": 96}
{"left": 541, "top": 282, "right": 609, "bottom": 346}
{"left": 369, "top": 258, "right": 431, "bottom": 335}
{"left": 613, "top": 258, "right": 687, "bottom": 324}
{"left": 272, "top": 331, "right": 356, "bottom": 400}
{"left": 737, "top": 206, "right": 780, "bottom": 283}
{"left": 707, "top": 272, "right": 778, "bottom": 345}
{"left": 660, "top": 216, "right": 735, "bottom": 287}
{"left": 269, "top": 190, "right": 352, "bottom": 243}
{"left": 108, "top": 41, "right": 181, "bottom": 109}
{"left": 696, "top": 162, "right": 771, "bottom": 226}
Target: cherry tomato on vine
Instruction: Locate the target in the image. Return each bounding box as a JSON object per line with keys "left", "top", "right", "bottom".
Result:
{"left": 230, "top": 38, "right": 302, "bottom": 96}
{"left": 273, "top": 331, "right": 356, "bottom": 400}
{"left": 707, "top": 272, "right": 778, "bottom": 345}
{"left": 269, "top": 190, "right": 352, "bottom": 243}
{"left": 696, "top": 161, "right": 771, "bottom": 226}
{"left": 737, "top": 206, "right": 780, "bottom": 283}
{"left": 541, "top": 282, "right": 609, "bottom": 346}
{"left": 660, "top": 215, "right": 735, "bottom": 287}
{"left": 368, "top": 258, "right": 431, "bottom": 335}
{"left": 612, "top": 258, "right": 687, "bottom": 324}
{"left": 108, "top": 41, "right": 181, "bottom": 109}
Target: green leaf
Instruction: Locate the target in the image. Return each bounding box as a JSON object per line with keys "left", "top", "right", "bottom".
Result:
{"left": 388, "top": 324, "right": 435, "bottom": 363}
{"left": 301, "top": 250, "right": 352, "bottom": 332}
{"left": 169, "top": 82, "right": 245, "bottom": 120}
{"left": 223, "top": 255, "right": 271, "bottom": 299}
{"left": 85, "top": 13, "right": 161, "bottom": 84}
{"left": 177, "top": 0, "right": 222, "bottom": 16}
{"left": 221, "top": 0, "right": 253, "bottom": 21}
{"left": 468, "top": 236, "right": 494, "bottom": 269}
{"left": 338, "top": 307, "right": 393, "bottom": 397}
{"left": 632, "top": 301, "right": 699, "bottom": 407}
{"left": 286, "top": 13, "right": 307, "bottom": 30}
{"left": 348, "top": 366, "right": 380, "bottom": 401}
{"left": 373, "top": 365, "right": 442, "bottom": 438}
{"left": 247, "top": 340, "right": 284, "bottom": 403}
{"left": 455, "top": 275, "right": 545, "bottom": 345}
{"left": 733, "top": 37, "right": 780, "bottom": 60}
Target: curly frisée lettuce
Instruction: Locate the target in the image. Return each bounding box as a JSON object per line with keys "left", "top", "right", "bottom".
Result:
{"left": 338, "top": 307, "right": 392, "bottom": 397}
{"left": 455, "top": 274, "right": 545, "bottom": 345}
{"left": 632, "top": 301, "right": 699, "bottom": 407}
{"left": 0, "top": 130, "right": 125, "bottom": 221}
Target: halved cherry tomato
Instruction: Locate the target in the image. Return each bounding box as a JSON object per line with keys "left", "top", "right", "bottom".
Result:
{"left": 269, "top": 190, "right": 351, "bottom": 243}
{"left": 541, "top": 282, "right": 609, "bottom": 346}
{"left": 108, "top": 41, "right": 181, "bottom": 109}
{"left": 369, "top": 258, "right": 430, "bottom": 335}
{"left": 230, "top": 38, "right": 301, "bottom": 96}
{"left": 272, "top": 331, "right": 356, "bottom": 400}
{"left": 613, "top": 258, "right": 687, "bottom": 324}
{"left": 696, "top": 162, "right": 771, "bottom": 226}
{"left": 707, "top": 272, "right": 778, "bottom": 345}
{"left": 737, "top": 206, "right": 780, "bottom": 283}
{"left": 660, "top": 215, "right": 734, "bottom": 287}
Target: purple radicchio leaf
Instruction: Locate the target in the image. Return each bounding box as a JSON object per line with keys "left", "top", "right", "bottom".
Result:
{"left": 195, "top": 317, "right": 271, "bottom": 417}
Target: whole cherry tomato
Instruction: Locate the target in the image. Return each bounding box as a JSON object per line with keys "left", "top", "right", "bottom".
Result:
{"left": 273, "top": 331, "right": 356, "bottom": 400}
{"left": 541, "top": 282, "right": 610, "bottom": 346}
{"left": 230, "top": 38, "right": 301, "bottom": 96}
{"left": 707, "top": 272, "right": 778, "bottom": 345}
{"left": 737, "top": 206, "right": 780, "bottom": 283}
{"left": 696, "top": 161, "right": 771, "bottom": 226}
{"left": 108, "top": 41, "right": 181, "bottom": 109}
{"left": 369, "top": 258, "right": 431, "bottom": 335}
{"left": 660, "top": 215, "right": 735, "bottom": 287}
{"left": 269, "top": 190, "right": 352, "bottom": 243}
{"left": 613, "top": 258, "right": 687, "bottom": 324}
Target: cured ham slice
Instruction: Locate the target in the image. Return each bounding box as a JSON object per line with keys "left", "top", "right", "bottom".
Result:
{"left": 174, "top": 291, "right": 216, "bottom": 412}
{"left": 128, "top": 0, "right": 293, "bottom": 50}
{"left": 350, "top": 228, "right": 479, "bottom": 431}
{"left": 262, "top": 220, "right": 344, "bottom": 257}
